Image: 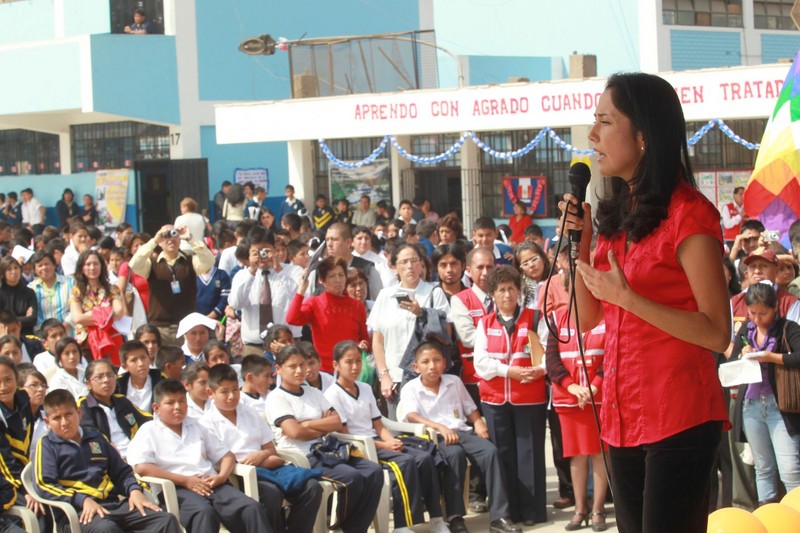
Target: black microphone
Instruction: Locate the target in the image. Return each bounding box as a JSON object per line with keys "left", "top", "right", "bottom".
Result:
{"left": 568, "top": 162, "right": 591, "bottom": 246}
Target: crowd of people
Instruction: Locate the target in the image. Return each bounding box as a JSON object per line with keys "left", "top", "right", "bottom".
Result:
{"left": 0, "top": 72, "right": 797, "bottom": 533}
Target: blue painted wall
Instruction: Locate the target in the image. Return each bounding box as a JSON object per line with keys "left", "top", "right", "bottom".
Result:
{"left": 467, "top": 56, "right": 554, "bottom": 85}
{"left": 761, "top": 34, "right": 800, "bottom": 64}
{"left": 671, "top": 30, "right": 741, "bottom": 70}
{"left": 431, "top": 0, "right": 640, "bottom": 77}
{"left": 194, "top": 0, "right": 421, "bottom": 101}
{"left": 90, "top": 34, "right": 180, "bottom": 124}
{"left": 0, "top": 41, "right": 84, "bottom": 115}
{"left": 200, "top": 126, "right": 289, "bottom": 206}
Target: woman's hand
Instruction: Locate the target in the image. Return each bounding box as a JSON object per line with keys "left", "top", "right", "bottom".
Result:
{"left": 576, "top": 251, "right": 631, "bottom": 308}
{"left": 751, "top": 351, "right": 783, "bottom": 365}
{"left": 379, "top": 373, "right": 394, "bottom": 399}
{"left": 400, "top": 296, "right": 422, "bottom": 317}
{"left": 557, "top": 193, "right": 593, "bottom": 242}
{"left": 567, "top": 383, "right": 595, "bottom": 409}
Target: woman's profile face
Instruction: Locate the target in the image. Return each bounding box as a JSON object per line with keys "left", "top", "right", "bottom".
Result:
{"left": 588, "top": 88, "right": 644, "bottom": 183}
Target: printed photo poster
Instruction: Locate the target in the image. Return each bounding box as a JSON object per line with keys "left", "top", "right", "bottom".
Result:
{"left": 94, "top": 169, "right": 129, "bottom": 229}
{"left": 717, "top": 171, "right": 735, "bottom": 204}
{"left": 698, "top": 171, "right": 717, "bottom": 205}
{"left": 734, "top": 171, "right": 751, "bottom": 189}
{"left": 234, "top": 168, "right": 269, "bottom": 194}
{"left": 502, "top": 176, "right": 548, "bottom": 217}
{"left": 329, "top": 159, "right": 391, "bottom": 206}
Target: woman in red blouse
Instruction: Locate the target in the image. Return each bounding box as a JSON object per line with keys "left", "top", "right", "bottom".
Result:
{"left": 286, "top": 256, "right": 369, "bottom": 373}
{"left": 560, "top": 73, "right": 731, "bottom": 533}
{"left": 508, "top": 200, "right": 533, "bottom": 247}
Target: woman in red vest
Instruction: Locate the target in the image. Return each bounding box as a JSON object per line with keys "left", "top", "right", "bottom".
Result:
{"left": 546, "top": 307, "right": 608, "bottom": 531}
{"left": 473, "top": 265, "right": 548, "bottom": 525}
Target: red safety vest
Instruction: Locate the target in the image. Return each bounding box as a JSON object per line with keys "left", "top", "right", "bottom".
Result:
{"left": 550, "top": 311, "right": 605, "bottom": 409}
{"left": 723, "top": 202, "right": 742, "bottom": 241}
{"left": 454, "top": 288, "right": 487, "bottom": 385}
{"left": 477, "top": 308, "right": 547, "bottom": 406}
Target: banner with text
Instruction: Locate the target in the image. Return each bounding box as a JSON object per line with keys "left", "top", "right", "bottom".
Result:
{"left": 95, "top": 169, "right": 129, "bottom": 229}
{"left": 234, "top": 168, "right": 269, "bottom": 194}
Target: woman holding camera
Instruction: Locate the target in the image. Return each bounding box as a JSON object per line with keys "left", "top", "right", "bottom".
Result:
{"left": 129, "top": 224, "right": 214, "bottom": 346}
{"left": 286, "top": 255, "right": 370, "bottom": 373}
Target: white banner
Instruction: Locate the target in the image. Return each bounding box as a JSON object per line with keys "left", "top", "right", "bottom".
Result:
{"left": 216, "top": 63, "right": 787, "bottom": 143}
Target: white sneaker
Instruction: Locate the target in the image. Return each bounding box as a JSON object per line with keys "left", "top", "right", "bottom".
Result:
{"left": 430, "top": 517, "right": 451, "bottom": 533}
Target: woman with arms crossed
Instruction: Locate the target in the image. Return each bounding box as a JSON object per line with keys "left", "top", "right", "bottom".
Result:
{"left": 560, "top": 72, "right": 731, "bottom": 533}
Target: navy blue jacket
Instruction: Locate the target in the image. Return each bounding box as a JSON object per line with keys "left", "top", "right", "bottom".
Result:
{"left": 78, "top": 393, "right": 152, "bottom": 443}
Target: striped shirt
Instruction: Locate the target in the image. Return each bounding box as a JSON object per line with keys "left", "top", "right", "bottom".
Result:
{"left": 30, "top": 274, "right": 74, "bottom": 326}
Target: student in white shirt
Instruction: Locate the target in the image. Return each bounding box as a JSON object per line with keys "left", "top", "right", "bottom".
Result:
{"left": 117, "top": 340, "right": 163, "bottom": 413}
{"left": 48, "top": 337, "right": 87, "bottom": 400}
{"left": 201, "top": 364, "right": 322, "bottom": 533}
{"left": 239, "top": 355, "right": 272, "bottom": 417}
{"left": 296, "top": 341, "right": 334, "bottom": 393}
{"left": 325, "top": 341, "right": 449, "bottom": 533}
{"left": 266, "top": 345, "right": 383, "bottom": 533}
{"left": 32, "top": 319, "right": 66, "bottom": 376}
{"left": 128, "top": 379, "right": 270, "bottom": 532}
{"left": 181, "top": 362, "right": 210, "bottom": 419}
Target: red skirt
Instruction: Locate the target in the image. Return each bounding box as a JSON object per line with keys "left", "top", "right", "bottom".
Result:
{"left": 557, "top": 405, "right": 606, "bottom": 458}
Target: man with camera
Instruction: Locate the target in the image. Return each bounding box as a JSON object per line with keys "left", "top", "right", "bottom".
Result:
{"left": 129, "top": 224, "right": 214, "bottom": 346}
{"left": 228, "top": 226, "right": 298, "bottom": 356}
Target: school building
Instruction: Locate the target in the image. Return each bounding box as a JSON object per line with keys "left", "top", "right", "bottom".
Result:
{"left": 0, "top": 0, "right": 798, "bottom": 232}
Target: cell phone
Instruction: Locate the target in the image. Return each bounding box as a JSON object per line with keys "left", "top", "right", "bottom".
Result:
{"left": 763, "top": 230, "right": 780, "bottom": 243}
{"left": 395, "top": 294, "right": 411, "bottom": 304}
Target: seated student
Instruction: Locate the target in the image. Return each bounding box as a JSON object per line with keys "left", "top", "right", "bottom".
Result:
{"left": 239, "top": 355, "right": 272, "bottom": 416}
{"left": 78, "top": 360, "right": 152, "bottom": 461}
{"left": 117, "top": 340, "right": 163, "bottom": 413}
{"left": 182, "top": 362, "right": 210, "bottom": 419}
{"left": 265, "top": 324, "right": 294, "bottom": 359}
{"left": 266, "top": 345, "right": 383, "bottom": 533}
{"left": 0, "top": 336, "right": 23, "bottom": 365}
{"left": 128, "top": 379, "right": 271, "bottom": 533}
{"left": 201, "top": 364, "right": 322, "bottom": 533}
{"left": 0, "top": 311, "right": 42, "bottom": 364}
{"left": 325, "top": 341, "right": 449, "bottom": 533}
{"left": 178, "top": 313, "right": 219, "bottom": 366}
{"left": 32, "top": 319, "right": 66, "bottom": 375}
{"left": 33, "top": 389, "right": 180, "bottom": 533}
{"left": 0, "top": 357, "right": 43, "bottom": 524}
{"left": 0, "top": 472, "right": 25, "bottom": 533}
{"left": 18, "top": 364, "right": 48, "bottom": 451}
{"left": 156, "top": 345, "right": 184, "bottom": 381}
{"left": 296, "top": 341, "right": 334, "bottom": 392}
{"left": 133, "top": 324, "right": 161, "bottom": 368}
{"left": 48, "top": 337, "right": 88, "bottom": 400}
{"left": 401, "top": 342, "right": 521, "bottom": 533}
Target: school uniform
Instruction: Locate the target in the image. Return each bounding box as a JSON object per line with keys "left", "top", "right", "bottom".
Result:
{"left": 306, "top": 371, "right": 335, "bottom": 393}
{"left": 33, "top": 427, "right": 180, "bottom": 533}
{"left": 473, "top": 307, "right": 548, "bottom": 524}
{"left": 127, "top": 417, "right": 270, "bottom": 533}
{"left": 400, "top": 374, "right": 512, "bottom": 522}
{"left": 201, "top": 402, "right": 322, "bottom": 533}
{"left": 266, "top": 385, "right": 383, "bottom": 533}
{"left": 186, "top": 393, "right": 210, "bottom": 420}
{"left": 0, "top": 391, "right": 33, "bottom": 512}
{"left": 78, "top": 393, "right": 152, "bottom": 460}
{"left": 325, "top": 381, "right": 444, "bottom": 528}
{"left": 0, "top": 471, "right": 23, "bottom": 533}
{"left": 239, "top": 391, "right": 267, "bottom": 418}
{"left": 49, "top": 368, "right": 88, "bottom": 400}
{"left": 116, "top": 369, "right": 163, "bottom": 414}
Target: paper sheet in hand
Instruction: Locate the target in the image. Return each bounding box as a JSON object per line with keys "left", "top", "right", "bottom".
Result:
{"left": 718, "top": 358, "right": 762, "bottom": 387}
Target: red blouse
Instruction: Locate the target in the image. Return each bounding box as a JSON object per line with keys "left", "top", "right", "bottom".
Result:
{"left": 285, "top": 291, "right": 369, "bottom": 373}
{"left": 509, "top": 214, "right": 533, "bottom": 244}
{"left": 593, "top": 181, "right": 730, "bottom": 448}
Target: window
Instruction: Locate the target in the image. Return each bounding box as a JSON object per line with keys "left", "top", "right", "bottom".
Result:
{"left": 686, "top": 118, "right": 765, "bottom": 170}
{"left": 663, "top": 0, "right": 742, "bottom": 27}
{"left": 754, "top": 0, "right": 796, "bottom": 30}
{"left": 71, "top": 121, "right": 169, "bottom": 172}
{"left": 479, "top": 129, "right": 571, "bottom": 218}
{"left": 410, "top": 134, "right": 462, "bottom": 168}
{"left": 0, "top": 130, "right": 60, "bottom": 176}
{"left": 313, "top": 137, "right": 389, "bottom": 198}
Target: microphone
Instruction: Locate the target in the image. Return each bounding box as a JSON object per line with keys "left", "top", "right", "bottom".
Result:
{"left": 568, "top": 162, "right": 591, "bottom": 246}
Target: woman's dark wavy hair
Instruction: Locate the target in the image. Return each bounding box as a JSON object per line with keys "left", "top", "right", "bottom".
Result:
{"left": 74, "top": 249, "right": 113, "bottom": 299}
{"left": 595, "top": 73, "right": 697, "bottom": 243}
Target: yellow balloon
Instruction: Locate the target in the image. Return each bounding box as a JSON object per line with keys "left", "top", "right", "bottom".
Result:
{"left": 753, "top": 503, "right": 800, "bottom": 533}
{"left": 782, "top": 487, "right": 800, "bottom": 514}
{"left": 708, "top": 507, "right": 767, "bottom": 533}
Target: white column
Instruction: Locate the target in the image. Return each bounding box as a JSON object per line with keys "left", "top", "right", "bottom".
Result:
{"left": 58, "top": 133, "right": 72, "bottom": 175}
{"left": 391, "top": 135, "right": 412, "bottom": 206}
{"left": 570, "top": 124, "right": 604, "bottom": 209}
{"left": 287, "top": 140, "right": 314, "bottom": 206}
{"left": 639, "top": 0, "right": 663, "bottom": 72}
{"left": 460, "top": 138, "right": 481, "bottom": 235}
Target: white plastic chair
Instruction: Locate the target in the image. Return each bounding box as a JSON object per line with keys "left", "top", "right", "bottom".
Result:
{"left": 21, "top": 462, "right": 80, "bottom": 533}
{"left": 276, "top": 449, "right": 336, "bottom": 533}
{"left": 5, "top": 504, "right": 39, "bottom": 533}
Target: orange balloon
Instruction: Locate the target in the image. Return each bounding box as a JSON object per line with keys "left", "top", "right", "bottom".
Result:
{"left": 708, "top": 507, "right": 767, "bottom": 533}
{"left": 782, "top": 487, "right": 800, "bottom": 514}
{"left": 753, "top": 503, "right": 800, "bottom": 533}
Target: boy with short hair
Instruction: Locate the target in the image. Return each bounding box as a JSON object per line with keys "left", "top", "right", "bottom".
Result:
{"left": 472, "top": 217, "right": 514, "bottom": 266}
{"left": 155, "top": 345, "right": 184, "bottom": 380}
{"left": 32, "top": 318, "right": 66, "bottom": 374}
{"left": 296, "top": 341, "right": 333, "bottom": 392}
{"left": 0, "top": 311, "right": 41, "bottom": 364}
{"left": 401, "top": 343, "right": 520, "bottom": 533}
{"left": 201, "top": 364, "right": 322, "bottom": 533}
{"left": 182, "top": 362, "right": 210, "bottom": 419}
{"left": 118, "top": 340, "right": 163, "bottom": 413}
{"left": 128, "top": 380, "right": 270, "bottom": 533}
{"left": 239, "top": 355, "right": 272, "bottom": 416}
{"left": 34, "top": 389, "right": 181, "bottom": 532}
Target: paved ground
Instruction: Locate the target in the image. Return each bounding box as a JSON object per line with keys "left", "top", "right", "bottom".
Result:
{"left": 381, "top": 427, "right": 620, "bottom": 532}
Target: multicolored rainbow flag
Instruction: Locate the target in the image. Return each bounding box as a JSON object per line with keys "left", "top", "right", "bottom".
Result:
{"left": 744, "top": 49, "right": 800, "bottom": 243}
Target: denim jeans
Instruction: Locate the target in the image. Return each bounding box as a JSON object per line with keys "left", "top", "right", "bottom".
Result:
{"left": 742, "top": 394, "right": 800, "bottom": 502}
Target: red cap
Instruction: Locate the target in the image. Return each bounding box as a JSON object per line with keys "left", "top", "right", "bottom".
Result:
{"left": 743, "top": 248, "right": 778, "bottom": 266}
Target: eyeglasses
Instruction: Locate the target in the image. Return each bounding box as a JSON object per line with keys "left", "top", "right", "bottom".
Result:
{"left": 23, "top": 383, "right": 47, "bottom": 391}
{"left": 520, "top": 257, "right": 541, "bottom": 269}
{"left": 396, "top": 258, "right": 421, "bottom": 266}
{"left": 90, "top": 373, "right": 117, "bottom": 383}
